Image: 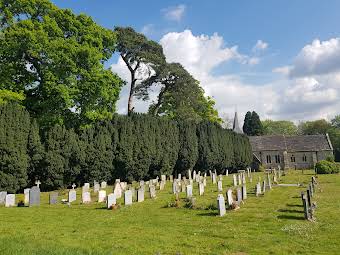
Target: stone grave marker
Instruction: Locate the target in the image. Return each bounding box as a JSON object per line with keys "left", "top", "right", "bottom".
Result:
{"left": 82, "top": 183, "right": 90, "bottom": 193}
{"left": 203, "top": 177, "right": 207, "bottom": 187}
{"left": 124, "top": 190, "right": 133, "bottom": 205}
{"left": 262, "top": 180, "right": 266, "bottom": 193}
{"left": 82, "top": 192, "right": 91, "bottom": 204}
{"left": 217, "top": 180, "right": 223, "bottom": 192}
{"left": 35, "top": 180, "right": 41, "bottom": 188}
{"left": 161, "top": 175, "right": 166, "bottom": 182}
{"left": 181, "top": 181, "right": 186, "bottom": 192}
{"left": 186, "top": 185, "right": 193, "bottom": 198}
{"left": 178, "top": 174, "right": 181, "bottom": 180}
{"left": 188, "top": 169, "right": 192, "bottom": 180}
{"left": 306, "top": 188, "right": 312, "bottom": 207}
{"left": 242, "top": 185, "right": 247, "bottom": 200}
{"left": 212, "top": 173, "right": 217, "bottom": 184}
{"left": 98, "top": 190, "right": 106, "bottom": 202}
{"left": 5, "top": 194, "right": 15, "bottom": 207}
{"left": 226, "top": 189, "right": 233, "bottom": 207}
{"left": 93, "top": 183, "right": 100, "bottom": 193}
{"left": 159, "top": 180, "right": 165, "bottom": 190}
{"left": 172, "top": 180, "right": 177, "bottom": 194}
{"left": 24, "top": 188, "right": 30, "bottom": 205}
{"left": 217, "top": 194, "right": 226, "bottom": 216}
{"left": 101, "top": 181, "right": 107, "bottom": 189}
{"left": 236, "top": 187, "right": 242, "bottom": 205}
{"left": 309, "top": 183, "right": 314, "bottom": 197}
{"left": 256, "top": 182, "right": 261, "bottom": 197}
{"left": 233, "top": 174, "right": 237, "bottom": 187}
{"left": 29, "top": 186, "right": 41, "bottom": 206}
{"left": 199, "top": 182, "right": 204, "bottom": 196}
{"left": 170, "top": 175, "right": 173, "bottom": 182}
{"left": 301, "top": 191, "right": 310, "bottom": 220}
{"left": 68, "top": 189, "right": 77, "bottom": 203}
{"left": 113, "top": 181, "right": 122, "bottom": 198}
{"left": 107, "top": 193, "right": 116, "bottom": 208}
{"left": 193, "top": 170, "right": 196, "bottom": 181}
{"left": 0, "top": 191, "right": 7, "bottom": 204}
{"left": 226, "top": 170, "right": 229, "bottom": 176}
{"left": 137, "top": 188, "right": 144, "bottom": 202}
{"left": 150, "top": 185, "right": 156, "bottom": 198}
{"left": 49, "top": 192, "right": 58, "bottom": 204}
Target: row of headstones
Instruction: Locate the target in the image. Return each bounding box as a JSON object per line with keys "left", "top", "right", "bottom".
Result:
{"left": 301, "top": 176, "right": 318, "bottom": 221}
{"left": 217, "top": 185, "right": 248, "bottom": 216}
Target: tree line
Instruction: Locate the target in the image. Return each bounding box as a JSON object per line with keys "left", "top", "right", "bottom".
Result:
{"left": 0, "top": 103, "right": 252, "bottom": 193}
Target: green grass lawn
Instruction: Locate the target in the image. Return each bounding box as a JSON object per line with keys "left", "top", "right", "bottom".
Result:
{"left": 1, "top": 170, "right": 339, "bottom": 255}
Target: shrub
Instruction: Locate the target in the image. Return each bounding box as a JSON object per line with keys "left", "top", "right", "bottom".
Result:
{"left": 315, "top": 160, "right": 340, "bottom": 174}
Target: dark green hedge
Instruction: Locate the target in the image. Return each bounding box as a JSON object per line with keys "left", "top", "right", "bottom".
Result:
{"left": 0, "top": 104, "right": 252, "bottom": 192}
{"left": 315, "top": 160, "right": 340, "bottom": 174}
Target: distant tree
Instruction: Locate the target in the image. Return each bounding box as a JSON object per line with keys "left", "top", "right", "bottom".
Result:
{"left": 331, "top": 115, "right": 340, "bottom": 128}
{"left": 0, "top": 0, "right": 123, "bottom": 128}
{"left": 243, "top": 111, "right": 252, "bottom": 135}
{"left": 220, "top": 112, "right": 233, "bottom": 129}
{"left": 298, "top": 119, "right": 332, "bottom": 135}
{"left": 328, "top": 127, "right": 340, "bottom": 162}
{"left": 250, "top": 111, "right": 264, "bottom": 136}
{"left": 262, "top": 120, "right": 298, "bottom": 135}
{"left": 0, "top": 89, "right": 25, "bottom": 105}
{"left": 114, "top": 27, "right": 166, "bottom": 115}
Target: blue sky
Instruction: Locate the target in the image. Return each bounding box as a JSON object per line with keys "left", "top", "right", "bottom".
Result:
{"left": 52, "top": 0, "right": 340, "bottom": 123}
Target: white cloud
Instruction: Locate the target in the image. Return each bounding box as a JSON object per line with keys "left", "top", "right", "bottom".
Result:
{"left": 289, "top": 38, "right": 340, "bottom": 77}
{"left": 162, "top": 4, "right": 186, "bottom": 22}
{"left": 253, "top": 40, "right": 268, "bottom": 51}
{"left": 141, "top": 24, "right": 155, "bottom": 36}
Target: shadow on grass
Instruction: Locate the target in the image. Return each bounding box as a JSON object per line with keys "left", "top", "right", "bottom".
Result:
{"left": 286, "top": 203, "right": 303, "bottom": 207}
{"left": 277, "top": 215, "right": 305, "bottom": 220}
{"left": 277, "top": 209, "right": 304, "bottom": 213}
{"left": 197, "top": 211, "right": 219, "bottom": 217}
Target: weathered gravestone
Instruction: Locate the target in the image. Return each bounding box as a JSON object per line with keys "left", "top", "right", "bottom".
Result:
{"left": 159, "top": 180, "right": 165, "bottom": 190}
{"left": 170, "top": 175, "right": 173, "bottom": 182}
{"left": 101, "top": 181, "right": 107, "bottom": 189}
{"left": 186, "top": 185, "right": 193, "bottom": 198}
{"left": 301, "top": 191, "right": 310, "bottom": 220}
{"left": 212, "top": 173, "right": 217, "bottom": 184}
{"left": 0, "top": 191, "right": 7, "bottom": 204}
{"left": 98, "top": 190, "right": 106, "bottom": 203}
{"left": 217, "top": 180, "right": 223, "bottom": 192}
{"left": 124, "top": 190, "right": 133, "bottom": 205}
{"left": 82, "top": 183, "right": 90, "bottom": 193}
{"left": 82, "top": 192, "right": 91, "bottom": 204}
{"left": 68, "top": 189, "right": 77, "bottom": 203}
{"left": 242, "top": 185, "right": 247, "bottom": 200}
{"left": 203, "top": 177, "right": 207, "bottom": 187}
{"left": 262, "top": 180, "right": 266, "bottom": 193}
{"left": 29, "top": 186, "right": 41, "bottom": 206}
{"left": 226, "top": 170, "right": 229, "bottom": 176}
{"left": 150, "top": 185, "right": 156, "bottom": 198}
{"left": 113, "top": 181, "right": 122, "bottom": 199}
{"left": 217, "top": 194, "right": 226, "bottom": 216}
{"left": 107, "top": 193, "right": 116, "bottom": 208}
{"left": 199, "top": 182, "right": 204, "bottom": 196}
{"left": 181, "top": 181, "right": 186, "bottom": 192}
{"left": 256, "top": 182, "right": 261, "bottom": 197}
{"left": 172, "top": 180, "right": 177, "bottom": 194}
{"left": 306, "top": 188, "right": 312, "bottom": 207}
{"left": 178, "top": 174, "right": 181, "bottom": 180}
{"left": 226, "top": 189, "right": 233, "bottom": 207}
{"left": 188, "top": 169, "right": 192, "bottom": 180}
{"left": 49, "top": 192, "right": 58, "bottom": 204}
{"left": 193, "top": 170, "right": 196, "bottom": 181}
{"left": 5, "top": 194, "right": 15, "bottom": 207}
{"left": 161, "top": 175, "right": 166, "bottom": 182}
{"left": 233, "top": 174, "right": 237, "bottom": 187}
{"left": 93, "top": 183, "right": 100, "bottom": 193}
{"left": 137, "top": 188, "right": 144, "bottom": 202}
{"left": 236, "top": 187, "right": 242, "bottom": 205}
{"left": 24, "top": 188, "right": 30, "bottom": 205}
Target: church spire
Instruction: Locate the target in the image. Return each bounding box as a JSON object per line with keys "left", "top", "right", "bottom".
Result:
{"left": 233, "top": 111, "right": 243, "bottom": 134}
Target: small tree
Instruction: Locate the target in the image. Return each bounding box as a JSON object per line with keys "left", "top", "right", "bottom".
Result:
{"left": 243, "top": 111, "right": 252, "bottom": 135}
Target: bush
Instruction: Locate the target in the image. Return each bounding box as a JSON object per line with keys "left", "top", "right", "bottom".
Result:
{"left": 315, "top": 160, "right": 340, "bottom": 174}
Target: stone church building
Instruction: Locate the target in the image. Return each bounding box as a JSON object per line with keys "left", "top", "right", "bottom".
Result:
{"left": 232, "top": 112, "right": 334, "bottom": 169}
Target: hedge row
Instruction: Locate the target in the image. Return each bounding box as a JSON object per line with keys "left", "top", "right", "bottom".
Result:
{"left": 315, "top": 160, "right": 340, "bottom": 174}
{"left": 0, "top": 103, "right": 252, "bottom": 192}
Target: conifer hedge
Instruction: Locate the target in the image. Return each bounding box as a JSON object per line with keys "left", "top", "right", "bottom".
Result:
{"left": 0, "top": 104, "right": 252, "bottom": 192}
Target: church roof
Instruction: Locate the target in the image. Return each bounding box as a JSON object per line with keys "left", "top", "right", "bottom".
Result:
{"left": 232, "top": 112, "right": 243, "bottom": 134}
{"left": 249, "top": 134, "right": 333, "bottom": 152}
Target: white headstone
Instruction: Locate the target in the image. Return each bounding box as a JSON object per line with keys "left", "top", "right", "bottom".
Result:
{"left": 98, "top": 190, "right": 106, "bottom": 202}
{"left": 68, "top": 190, "right": 76, "bottom": 203}
{"left": 107, "top": 193, "right": 116, "bottom": 208}
{"left": 0, "top": 191, "right": 7, "bottom": 204}
{"left": 186, "top": 185, "right": 193, "bottom": 198}
{"left": 226, "top": 189, "right": 233, "bottom": 207}
{"left": 101, "top": 181, "right": 107, "bottom": 189}
{"left": 124, "top": 190, "right": 133, "bottom": 205}
{"left": 137, "top": 188, "right": 144, "bottom": 202}
{"left": 93, "top": 183, "right": 100, "bottom": 193}
{"left": 217, "top": 180, "right": 223, "bottom": 192}
{"left": 233, "top": 174, "right": 237, "bottom": 186}
{"left": 82, "top": 191, "right": 91, "bottom": 203}
{"left": 113, "top": 182, "right": 122, "bottom": 198}
{"left": 217, "top": 194, "right": 226, "bottom": 216}
{"left": 5, "top": 194, "right": 15, "bottom": 207}
{"left": 199, "top": 182, "right": 204, "bottom": 196}
{"left": 24, "top": 188, "right": 30, "bottom": 205}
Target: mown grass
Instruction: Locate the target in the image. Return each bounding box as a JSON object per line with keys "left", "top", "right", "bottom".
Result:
{"left": 0, "top": 170, "right": 339, "bottom": 255}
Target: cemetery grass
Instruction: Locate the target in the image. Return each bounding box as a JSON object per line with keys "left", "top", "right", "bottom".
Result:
{"left": 1, "top": 171, "right": 340, "bottom": 255}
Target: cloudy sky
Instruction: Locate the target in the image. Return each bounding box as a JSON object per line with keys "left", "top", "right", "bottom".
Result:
{"left": 53, "top": 0, "right": 340, "bottom": 123}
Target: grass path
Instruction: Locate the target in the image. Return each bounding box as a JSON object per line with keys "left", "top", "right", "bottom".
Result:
{"left": 1, "top": 170, "right": 339, "bottom": 254}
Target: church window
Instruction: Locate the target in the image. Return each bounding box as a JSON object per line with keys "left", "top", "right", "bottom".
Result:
{"left": 266, "top": 155, "right": 272, "bottom": 164}
{"left": 291, "top": 155, "right": 295, "bottom": 162}
{"left": 302, "top": 154, "right": 307, "bottom": 162}
{"left": 275, "top": 155, "right": 281, "bottom": 163}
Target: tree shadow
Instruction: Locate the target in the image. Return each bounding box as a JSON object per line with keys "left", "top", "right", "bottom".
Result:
{"left": 277, "top": 209, "right": 304, "bottom": 213}
{"left": 286, "top": 203, "right": 303, "bottom": 207}
{"left": 277, "top": 215, "right": 305, "bottom": 220}
{"left": 197, "top": 211, "right": 219, "bottom": 217}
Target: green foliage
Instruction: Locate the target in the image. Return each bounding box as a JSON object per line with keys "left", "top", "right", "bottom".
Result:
{"left": 262, "top": 120, "right": 298, "bottom": 135}
{"left": 0, "top": 0, "right": 123, "bottom": 128}
{"left": 243, "top": 111, "right": 264, "bottom": 136}
{"left": 328, "top": 127, "right": 340, "bottom": 162}
{"left": 0, "top": 89, "right": 25, "bottom": 104}
{"left": 315, "top": 160, "right": 340, "bottom": 174}
{"left": 0, "top": 103, "right": 30, "bottom": 192}
{"left": 331, "top": 115, "right": 340, "bottom": 128}
{"left": 114, "top": 27, "right": 166, "bottom": 115}
{"left": 298, "top": 119, "right": 332, "bottom": 135}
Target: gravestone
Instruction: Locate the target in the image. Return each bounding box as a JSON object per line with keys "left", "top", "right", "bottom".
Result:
{"left": 188, "top": 169, "right": 192, "bottom": 180}
{"left": 217, "top": 194, "right": 226, "bottom": 216}
{"left": 217, "top": 180, "right": 223, "bottom": 192}
{"left": 181, "top": 181, "right": 186, "bottom": 192}
{"left": 203, "top": 177, "right": 207, "bottom": 187}
{"left": 226, "top": 170, "right": 229, "bottom": 176}
{"left": 137, "top": 188, "right": 144, "bottom": 202}
{"left": 199, "top": 182, "right": 204, "bottom": 196}
{"left": 140, "top": 180, "right": 145, "bottom": 187}
{"left": 256, "top": 182, "right": 261, "bottom": 197}
{"left": 98, "top": 190, "right": 106, "bottom": 202}
{"left": 238, "top": 174, "right": 242, "bottom": 185}
{"left": 29, "top": 186, "right": 41, "bottom": 206}
{"left": 267, "top": 174, "right": 272, "bottom": 190}
{"left": 262, "top": 180, "right": 266, "bottom": 193}
{"left": 170, "top": 175, "right": 173, "bottom": 182}
{"left": 178, "top": 174, "right": 181, "bottom": 180}
{"left": 124, "top": 190, "right": 133, "bottom": 205}
{"left": 107, "top": 193, "right": 116, "bottom": 208}
{"left": 49, "top": 192, "right": 58, "bottom": 204}
{"left": 159, "top": 180, "right": 165, "bottom": 190}
{"left": 301, "top": 192, "right": 310, "bottom": 220}
{"left": 309, "top": 183, "right": 314, "bottom": 197}
{"left": 113, "top": 181, "right": 122, "bottom": 198}
{"left": 35, "top": 180, "right": 41, "bottom": 188}
{"left": 233, "top": 174, "right": 237, "bottom": 187}
{"left": 236, "top": 187, "right": 242, "bottom": 205}
{"left": 82, "top": 183, "right": 90, "bottom": 193}
{"left": 219, "top": 174, "right": 223, "bottom": 181}
{"left": 5, "top": 194, "right": 15, "bottom": 207}
{"left": 306, "top": 188, "right": 312, "bottom": 207}
{"left": 186, "top": 185, "right": 193, "bottom": 198}
{"left": 68, "top": 189, "right": 76, "bottom": 203}
{"left": 101, "top": 181, "right": 107, "bottom": 189}
{"left": 161, "top": 175, "right": 166, "bottom": 182}
{"left": 172, "top": 181, "right": 177, "bottom": 194}
{"left": 193, "top": 170, "right": 196, "bottom": 181}
{"left": 82, "top": 192, "right": 91, "bottom": 203}
{"left": 242, "top": 185, "right": 247, "bottom": 200}
{"left": 150, "top": 185, "right": 156, "bottom": 198}
{"left": 93, "top": 183, "right": 100, "bottom": 193}
{"left": 226, "top": 189, "right": 233, "bottom": 207}
{"left": 0, "top": 191, "right": 7, "bottom": 204}
{"left": 24, "top": 188, "right": 30, "bottom": 205}
{"left": 212, "top": 173, "right": 217, "bottom": 184}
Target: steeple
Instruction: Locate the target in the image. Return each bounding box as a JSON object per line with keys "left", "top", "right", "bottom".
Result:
{"left": 233, "top": 111, "right": 243, "bottom": 134}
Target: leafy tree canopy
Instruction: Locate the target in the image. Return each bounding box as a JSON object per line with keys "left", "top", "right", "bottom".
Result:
{"left": 243, "top": 111, "right": 263, "bottom": 136}
{"left": 0, "top": 89, "right": 25, "bottom": 104}
{"left": 298, "top": 119, "right": 332, "bottom": 135}
{"left": 0, "top": 0, "right": 124, "bottom": 128}
{"left": 262, "top": 120, "right": 298, "bottom": 135}
{"left": 331, "top": 115, "right": 340, "bottom": 129}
